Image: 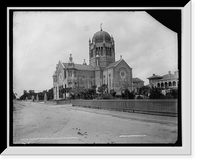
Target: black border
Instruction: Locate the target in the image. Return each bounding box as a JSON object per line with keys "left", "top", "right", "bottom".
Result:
{"left": 5, "top": 8, "right": 182, "bottom": 151}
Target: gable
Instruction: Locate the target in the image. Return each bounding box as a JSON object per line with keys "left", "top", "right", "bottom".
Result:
{"left": 57, "top": 61, "right": 64, "bottom": 72}
{"left": 114, "top": 59, "right": 132, "bottom": 70}
{"left": 104, "top": 60, "right": 121, "bottom": 70}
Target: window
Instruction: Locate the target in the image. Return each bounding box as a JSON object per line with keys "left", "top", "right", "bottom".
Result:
{"left": 157, "top": 83, "right": 160, "bottom": 88}
{"left": 64, "top": 70, "right": 66, "bottom": 78}
{"left": 109, "top": 74, "right": 111, "bottom": 89}
{"left": 68, "top": 71, "right": 72, "bottom": 77}
{"left": 74, "top": 71, "right": 76, "bottom": 77}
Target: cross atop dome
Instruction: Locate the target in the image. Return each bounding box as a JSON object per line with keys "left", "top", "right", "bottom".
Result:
{"left": 69, "top": 54, "right": 73, "bottom": 63}
{"left": 100, "top": 23, "right": 102, "bottom": 31}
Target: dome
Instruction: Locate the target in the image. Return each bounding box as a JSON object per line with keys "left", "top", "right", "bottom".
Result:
{"left": 162, "top": 74, "right": 177, "bottom": 80}
{"left": 92, "top": 30, "right": 111, "bottom": 42}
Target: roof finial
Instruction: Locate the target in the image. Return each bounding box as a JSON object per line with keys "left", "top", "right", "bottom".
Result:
{"left": 120, "top": 55, "right": 122, "bottom": 60}
{"left": 69, "top": 54, "right": 73, "bottom": 63}
{"left": 100, "top": 23, "right": 102, "bottom": 31}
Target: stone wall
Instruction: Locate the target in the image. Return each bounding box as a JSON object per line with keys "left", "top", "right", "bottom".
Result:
{"left": 76, "top": 70, "right": 95, "bottom": 88}
{"left": 103, "top": 68, "right": 114, "bottom": 91}
{"left": 113, "top": 60, "right": 132, "bottom": 94}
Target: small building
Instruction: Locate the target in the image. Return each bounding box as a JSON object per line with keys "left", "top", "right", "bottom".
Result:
{"left": 147, "top": 71, "right": 179, "bottom": 89}
{"left": 132, "top": 77, "right": 144, "bottom": 93}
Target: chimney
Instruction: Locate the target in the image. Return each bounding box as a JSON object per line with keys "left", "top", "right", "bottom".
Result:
{"left": 168, "top": 71, "right": 171, "bottom": 74}
{"left": 174, "top": 71, "right": 178, "bottom": 77}
{"left": 153, "top": 74, "right": 155, "bottom": 76}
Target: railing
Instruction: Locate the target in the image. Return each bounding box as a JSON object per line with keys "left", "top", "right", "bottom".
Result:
{"left": 71, "top": 99, "right": 178, "bottom": 117}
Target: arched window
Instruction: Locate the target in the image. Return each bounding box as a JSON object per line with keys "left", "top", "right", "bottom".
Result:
{"left": 169, "top": 82, "right": 172, "bottom": 86}
{"left": 157, "top": 83, "right": 160, "bottom": 88}
{"left": 109, "top": 74, "right": 111, "bottom": 89}
{"left": 173, "top": 81, "right": 176, "bottom": 86}
{"left": 161, "top": 83, "right": 164, "bottom": 88}
{"left": 165, "top": 82, "right": 168, "bottom": 88}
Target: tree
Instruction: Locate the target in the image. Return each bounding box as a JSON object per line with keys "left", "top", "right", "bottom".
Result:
{"left": 19, "top": 90, "right": 28, "bottom": 100}
{"left": 139, "top": 85, "right": 151, "bottom": 96}
{"left": 97, "top": 84, "right": 108, "bottom": 94}
{"left": 149, "top": 87, "right": 164, "bottom": 99}
{"left": 110, "top": 89, "right": 116, "bottom": 97}
{"left": 170, "top": 89, "right": 178, "bottom": 99}
{"left": 121, "top": 89, "right": 135, "bottom": 99}
{"left": 47, "top": 88, "right": 54, "bottom": 100}
{"left": 165, "top": 89, "right": 178, "bottom": 99}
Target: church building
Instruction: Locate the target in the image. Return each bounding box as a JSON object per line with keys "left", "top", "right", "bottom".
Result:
{"left": 53, "top": 26, "right": 132, "bottom": 99}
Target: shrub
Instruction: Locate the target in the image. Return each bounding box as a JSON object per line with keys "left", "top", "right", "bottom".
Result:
{"left": 137, "top": 95, "right": 143, "bottom": 99}
{"left": 149, "top": 87, "right": 165, "bottom": 99}
{"left": 121, "top": 89, "right": 135, "bottom": 99}
{"left": 171, "top": 89, "right": 178, "bottom": 99}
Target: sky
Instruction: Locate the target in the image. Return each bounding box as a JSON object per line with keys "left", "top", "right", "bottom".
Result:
{"left": 13, "top": 11, "right": 178, "bottom": 97}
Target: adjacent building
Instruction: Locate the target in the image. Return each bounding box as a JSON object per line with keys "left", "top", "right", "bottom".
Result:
{"left": 132, "top": 77, "right": 144, "bottom": 93}
{"left": 147, "top": 71, "right": 179, "bottom": 89}
{"left": 53, "top": 27, "right": 132, "bottom": 99}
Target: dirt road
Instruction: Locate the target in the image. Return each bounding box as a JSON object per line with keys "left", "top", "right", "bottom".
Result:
{"left": 13, "top": 100, "right": 178, "bottom": 144}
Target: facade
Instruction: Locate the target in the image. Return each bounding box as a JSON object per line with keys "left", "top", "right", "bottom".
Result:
{"left": 53, "top": 27, "right": 132, "bottom": 99}
{"left": 147, "top": 71, "right": 179, "bottom": 89}
{"left": 132, "top": 77, "right": 144, "bottom": 93}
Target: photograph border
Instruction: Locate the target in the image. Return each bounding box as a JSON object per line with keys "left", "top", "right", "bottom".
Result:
{"left": 1, "top": 1, "right": 191, "bottom": 155}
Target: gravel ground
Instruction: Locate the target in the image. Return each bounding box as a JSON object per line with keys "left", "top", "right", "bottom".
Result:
{"left": 13, "top": 100, "right": 178, "bottom": 144}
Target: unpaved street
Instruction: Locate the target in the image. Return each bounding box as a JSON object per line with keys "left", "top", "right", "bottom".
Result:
{"left": 13, "top": 100, "right": 178, "bottom": 144}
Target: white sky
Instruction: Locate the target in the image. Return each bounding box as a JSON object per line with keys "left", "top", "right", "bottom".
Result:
{"left": 13, "top": 11, "right": 178, "bottom": 96}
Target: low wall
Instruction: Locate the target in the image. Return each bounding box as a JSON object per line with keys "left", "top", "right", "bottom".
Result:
{"left": 71, "top": 99, "right": 178, "bottom": 117}
{"left": 54, "top": 99, "right": 72, "bottom": 105}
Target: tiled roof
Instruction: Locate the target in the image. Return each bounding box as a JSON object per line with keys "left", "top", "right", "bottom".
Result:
{"left": 147, "top": 74, "right": 163, "bottom": 79}
{"left": 63, "top": 63, "right": 95, "bottom": 71}
{"left": 104, "top": 60, "right": 121, "bottom": 70}
{"left": 74, "top": 64, "right": 95, "bottom": 71}
{"left": 63, "top": 63, "right": 69, "bottom": 68}
{"left": 132, "top": 77, "right": 144, "bottom": 82}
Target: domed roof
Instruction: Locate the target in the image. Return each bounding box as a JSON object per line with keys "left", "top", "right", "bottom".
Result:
{"left": 92, "top": 30, "right": 111, "bottom": 42}
{"left": 162, "top": 74, "right": 177, "bottom": 80}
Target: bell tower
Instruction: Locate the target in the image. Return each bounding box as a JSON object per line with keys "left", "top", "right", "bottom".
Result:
{"left": 89, "top": 26, "right": 115, "bottom": 69}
